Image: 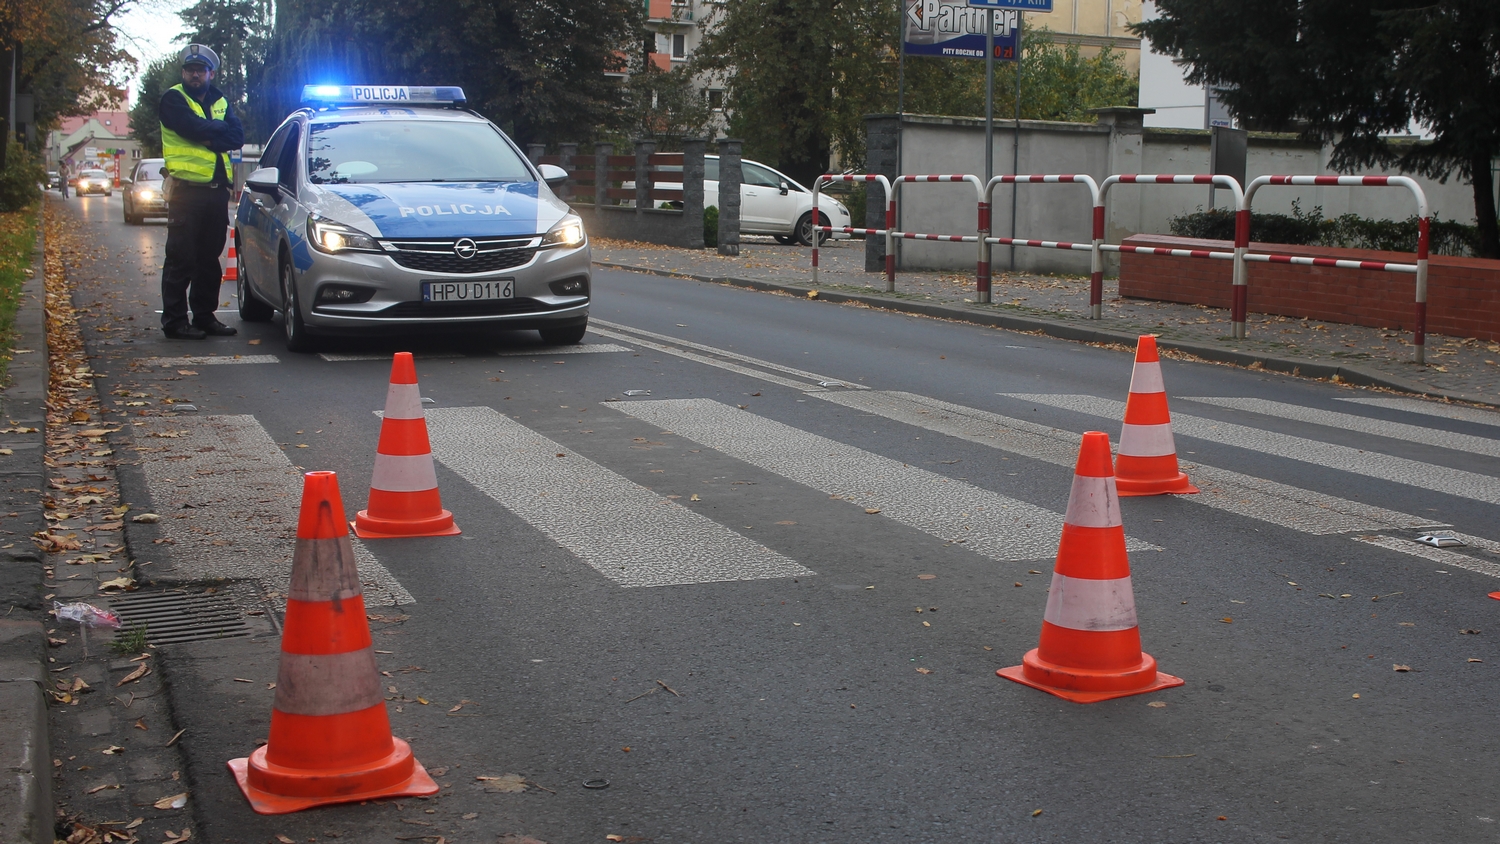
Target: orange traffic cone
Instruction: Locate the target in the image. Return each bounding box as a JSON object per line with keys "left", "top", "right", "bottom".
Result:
{"left": 998, "top": 431, "right": 1183, "bottom": 703}
{"left": 223, "top": 227, "right": 239, "bottom": 282}
{"left": 1114, "top": 335, "right": 1198, "bottom": 496}
{"left": 228, "top": 471, "right": 439, "bottom": 813}
{"left": 354, "top": 353, "right": 460, "bottom": 538}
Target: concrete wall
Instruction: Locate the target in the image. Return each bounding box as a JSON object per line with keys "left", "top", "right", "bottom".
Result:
{"left": 885, "top": 111, "right": 1493, "bottom": 275}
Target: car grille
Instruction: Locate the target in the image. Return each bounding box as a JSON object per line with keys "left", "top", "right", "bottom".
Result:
{"left": 375, "top": 298, "right": 570, "bottom": 318}
{"left": 383, "top": 236, "right": 540, "bottom": 274}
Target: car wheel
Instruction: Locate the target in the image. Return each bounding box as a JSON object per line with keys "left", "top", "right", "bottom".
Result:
{"left": 538, "top": 320, "right": 587, "bottom": 345}
{"left": 238, "top": 243, "right": 274, "bottom": 322}
{"left": 773, "top": 234, "right": 795, "bottom": 245}
{"left": 795, "top": 211, "right": 830, "bottom": 247}
{"left": 279, "top": 253, "right": 314, "bottom": 353}
{"left": 123, "top": 201, "right": 138, "bottom": 225}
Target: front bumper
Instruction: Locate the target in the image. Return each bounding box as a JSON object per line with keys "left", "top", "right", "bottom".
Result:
{"left": 294, "top": 237, "right": 593, "bottom": 335}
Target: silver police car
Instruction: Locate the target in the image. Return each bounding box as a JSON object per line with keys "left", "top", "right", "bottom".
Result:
{"left": 236, "top": 85, "right": 590, "bottom": 352}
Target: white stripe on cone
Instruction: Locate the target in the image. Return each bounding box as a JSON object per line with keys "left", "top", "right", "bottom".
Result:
{"left": 1063, "top": 474, "right": 1122, "bottom": 529}
{"left": 370, "top": 453, "right": 440, "bottom": 493}
{"left": 384, "top": 383, "right": 424, "bottom": 420}
{"left": 1043, "top": 573, "right": 1139, "bottom": 631}
{"left": 1119, "top": 422, "right": 1177, "bottom": 457}
{"left": 1128, "top": 361, "right": 1165, "bottom": 395}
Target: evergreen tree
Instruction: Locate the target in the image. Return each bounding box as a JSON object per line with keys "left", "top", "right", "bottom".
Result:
{"left": 177, "top": 0, "right": 273, "bottom": 139}
{"left": 1134, "top": 0, "right": 1500, "bottom": 258}
{"left": 127, "top": 55, "right": 179, "bottom": 156}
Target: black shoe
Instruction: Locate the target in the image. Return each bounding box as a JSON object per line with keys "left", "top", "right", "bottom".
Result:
{"left": 193, "top": 319, "right": 238, "bottom": 336}
{"left": 163, "top": 324, "right": 207, "bottom": 340}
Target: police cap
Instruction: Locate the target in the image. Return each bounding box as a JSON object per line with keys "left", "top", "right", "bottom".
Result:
{"left": 181, "top": 44, "right": 220, "bottom": 72}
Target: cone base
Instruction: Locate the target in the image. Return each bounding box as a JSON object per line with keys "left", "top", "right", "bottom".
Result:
{"left": 1489, "top": 592, "right": 1500, "bottom": 601}
{"left": 228, "top": 738, "right": 438, "bottom": 815}
{"left": 1115, "top": 472, "right": 1199, "bottom": 497}
{"left": 352, "top": 509, "right": 460, "bottom": 539}
{"left": 997, "top": 648, "right": 1184, "bottom": 704}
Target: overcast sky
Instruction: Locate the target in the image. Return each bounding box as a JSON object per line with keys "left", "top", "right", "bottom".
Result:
{"left": 113, "top": 0, "right": 194, "bottom": 105}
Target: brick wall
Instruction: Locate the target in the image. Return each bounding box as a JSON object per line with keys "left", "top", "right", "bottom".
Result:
{"left": 1119, "top": 235, "right": 1500, "bottom": 341}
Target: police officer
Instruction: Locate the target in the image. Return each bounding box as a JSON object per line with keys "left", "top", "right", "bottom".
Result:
{"left": 159, "top": 44, "right": 243, "bottom": 339}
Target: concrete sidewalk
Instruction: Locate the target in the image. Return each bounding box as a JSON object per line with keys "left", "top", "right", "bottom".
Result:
{"left": 0, "top": 223, "right": 54, "bottom": 843}
{"left": 593, "top": 236, "right": 1500, "bottom": 408}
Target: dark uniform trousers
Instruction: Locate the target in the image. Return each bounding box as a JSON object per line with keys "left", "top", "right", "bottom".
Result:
{"left": 161, "top": 181, "right": 231, "bottom": 329}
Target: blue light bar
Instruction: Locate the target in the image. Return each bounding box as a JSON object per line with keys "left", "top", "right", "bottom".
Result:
{"left": 300, "top": 85, "right": 467, "bottom": 106}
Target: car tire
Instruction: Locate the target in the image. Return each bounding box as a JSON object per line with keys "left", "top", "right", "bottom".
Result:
{"left": 794, "top": 211, "right": 830, "bottom": 247}
{"left": 123, "top": 202, "right": 138, "bottom": 225}
{"left": 773, "top": 234, "right": 796, "bottom": 245}
{"left": 238, "top": 242, "right": 274, "bottom": 322}
{"left": 279, "top": 253, "right": 314, "bottom": 353}
{"left": 538, "top": 320, "right": 587, "bottom": 345}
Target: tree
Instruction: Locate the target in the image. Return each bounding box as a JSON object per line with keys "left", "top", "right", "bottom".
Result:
{"left": 127, "top": 54, "right": 180, "bottom": 156}
{"left": 619, "top": 65, "right": 715, "bottom": 143}
{"left": 691, "top": 2, "right": 1137, "bottom": 187}
{"left": 250, "top": 0, "right": 640, "bottom": 148}
{"left": 1134, "top": 0, "right": 1500, "bottom": 259}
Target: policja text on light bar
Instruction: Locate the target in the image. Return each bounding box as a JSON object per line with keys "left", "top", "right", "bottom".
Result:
{"left": 299, "top": 85, "right": 467, "bottom": 106}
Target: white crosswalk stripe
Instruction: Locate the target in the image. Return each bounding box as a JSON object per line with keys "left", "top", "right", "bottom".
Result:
{"left": 590, "top": 320, "right": 866, "bottom": 392}
{"left": 141, "top": 355, "right": 280, "bottom": 367}
{"left": 424, "top": 406, "right": 812, "bottom": 587}
{"left": 1353, "top": 535, "right": 1500, "bottom": 580}
{"left": 1337, "top": 396, "right": 1500, "bottom": 429}
{"left": 493, "top": 343, "right": 632, "bottom": 356}
{"left": 1185, "top": 396, "right": 1500, "bottom": 459}
{"left": 816, "top": 390, "right": 1432, "bottom": 535}
{"left": 319, "top": 352, "right": 464, "bottom": 362}
{"left": 1002, "top": 393, "right": 1500, "bottom": 506}
{"left": 134, "top": 415, "right": 414, "bottom": 605}
{"left": 609, "top": 398, "right": 1157, "bottom": 561}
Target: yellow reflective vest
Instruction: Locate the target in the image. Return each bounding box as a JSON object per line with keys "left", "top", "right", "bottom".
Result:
{"left": 160, "top": 85, "right": 230, "bottom": 184}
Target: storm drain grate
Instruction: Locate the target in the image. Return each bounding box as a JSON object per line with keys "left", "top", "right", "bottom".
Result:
{"left": 107, "top": 590, "right": 254, "bottom": 645}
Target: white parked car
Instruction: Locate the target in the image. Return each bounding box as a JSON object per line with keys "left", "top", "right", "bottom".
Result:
{"left": 647, "top": 156, "right": 851, "bottom": 245}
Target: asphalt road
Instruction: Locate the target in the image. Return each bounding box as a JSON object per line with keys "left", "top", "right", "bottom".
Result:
{"left": 52, "top": 192, "right": 1500, "bottom": 843}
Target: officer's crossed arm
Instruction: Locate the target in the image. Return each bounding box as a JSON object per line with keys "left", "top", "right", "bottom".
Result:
{"left": 159, "top": 88, "right": 243, "bottom": 152}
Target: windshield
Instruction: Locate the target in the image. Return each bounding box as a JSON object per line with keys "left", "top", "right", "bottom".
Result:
{"left": 306, "top": 119, "right": 534, "bottom": 185}
{"left": 83, "top": 170, "right": 107, "bottom": 178}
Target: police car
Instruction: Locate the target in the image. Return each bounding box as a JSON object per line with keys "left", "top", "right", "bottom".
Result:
{"left": 236, "top": 85, "right": 590, "bottom": 352}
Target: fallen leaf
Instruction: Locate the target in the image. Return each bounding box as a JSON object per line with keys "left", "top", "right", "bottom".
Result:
{"left": 1461, "top": 629, "right": 1481, "bottom": 634}
{"left": 131, "top": 513, "right": 160, "bottom": 524}
{"left": 100, "top": 576, "right": 136, "bottom": 592}
{"left": 461, "top": 813, "right": 478, "bottom": 820}
{"left": 1352, "top": 693, "right": 1361, "bottom": 699}
{"left": 276, "top": 836, "right": 295, "bottom": 844}
{"left": 1031, "top": 809, "right": 1043, "bottom": 817}
{"left": 1221, "top": 617, "right": 1233, "bottom": 623}
{"left": 177, "top": 370, "right": 198, "bottom": 376}
{"left": 417, "top": 696, "right": 430, "bottom": 705}
{"left": 1468, "top": 658, "right": 1483, "bottom": 663}
{"left": 1393, "top": 664, "right": 1411, "bottom": 672}
{"left": 915, "top": 667, "right": 933, "bottom": 674}
{"left": 102, "top": 745, "right": 124, "bottom": 755}
{"left": 153, "top": 792, "right": 189, "bottom": 810}
{"left": 86, "top": 782, "right": 119, "bottom": 793}
{"left": 1147, "top": 701, "right": 1167, "bottom": 708}
{"left": 134, "top": 718, "right": 147, "bottom": 730}
{"left": 476, "top": 774, "right": 528, "bottom": 793}
{"left": 116, "top": 663, "right": 149, "bottom": 686}
{"left": 248, "top": 339, "right": 261, "bottom": 345}
{"left": 689, "top": 494, "right": 700, "bottom": 502}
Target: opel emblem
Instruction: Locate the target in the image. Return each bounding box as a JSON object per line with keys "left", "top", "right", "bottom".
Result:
{"left": 453, "top": 238, "right": 478, "bottom": 259}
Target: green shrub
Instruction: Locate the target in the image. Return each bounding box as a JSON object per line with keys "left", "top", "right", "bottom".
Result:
{"left": 1168, "top": 200, "right": 1481, "bottom": 256}
{"left": 0, "top": 142, "right": 42, "bottom": 213}
{"left": 703, "top": 204, "right": 718, "bottom": 248}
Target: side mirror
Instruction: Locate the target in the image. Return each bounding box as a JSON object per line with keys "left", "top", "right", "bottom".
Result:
{"left": 246, "top": 167, "right": 280, "bottom": 195}
{"left": 779, "top": 180, "right": 789, "bottom": 196}
{"left": 538, "top": 163, "right": 568, "bottom": 189}
{"left": 121, "top": 177, "right": 133, "bottom": 186}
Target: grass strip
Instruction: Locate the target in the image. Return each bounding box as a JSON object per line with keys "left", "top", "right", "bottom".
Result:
{"left": 0, "top": 202, "right": 41, "bottom": 384}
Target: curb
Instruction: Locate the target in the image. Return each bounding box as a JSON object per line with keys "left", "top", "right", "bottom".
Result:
{"left": 0, "top": 212, "right": 53, "bottom": 844}
{"left": 594, "top": 260, "right": 1500, "bottom": 409}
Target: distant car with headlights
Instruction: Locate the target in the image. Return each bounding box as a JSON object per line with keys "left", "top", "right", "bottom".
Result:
{"left": 236, "top": 85, "right": 590, "bottom": 352}
{"left": 123, "top": 158, "right": 168, "bottom": 224}
{"left": 75, "top": 169, "right": 112, "bottom": 196}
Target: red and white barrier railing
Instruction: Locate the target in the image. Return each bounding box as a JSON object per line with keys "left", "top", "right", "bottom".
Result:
{"left": 1101, "top": 175, "right": 1250, "bottom": 337}
{"left": 891, "top": 175, "right": 986, "bottom": 296}
{"left": 813, "top": 174, "right": 894, "bottom": 289}
{"left": 984, "top": 175, "right": 1103, "bottom": 315}
{"left": 1245, "top": 175, "right": 1430, "bottom": 363}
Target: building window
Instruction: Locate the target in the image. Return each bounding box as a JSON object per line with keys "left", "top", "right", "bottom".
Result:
{"left": 672, "top": 33, "right": 687, "bottom": 59}
{"left": 707, "top": 89, "right": 724, "bottom": 111}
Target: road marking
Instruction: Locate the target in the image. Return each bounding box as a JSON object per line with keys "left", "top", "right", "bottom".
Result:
{"left": 141, "top": 355, "right": 280, "bottom": 367}
{"left": 609, "top": 398, "right": 1156, "bottom": 561}
{"left": 1353, "top": 535, "right": 1500, "bottom": 580}
{"left": 134, "top": 415, "right": 413, "bottom": 605}
{"left": 1337, "top": 396, "right": 1500, "bottom": 430}
{"left": 424, "top": 406, "right": 811, "bottom": 588}
{"left": 818, "top": 390, "right": 1430, "bottom": 535}
{"left": 1185, "top": 396, "right": 1500, "bottom": 459}
{"left": 591, "top": 319, "right": 867, "bottom": 391}
{"left": 493, "top": 343, "right": 632, "bottom": 356}
{"left": 318, "top": 352, "right": 465, "bottom": 362}
{"left": 1002, "top": 393, "right": 1500, "bottom": 507}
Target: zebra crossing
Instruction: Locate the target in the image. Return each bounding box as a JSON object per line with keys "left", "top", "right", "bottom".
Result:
{"left": 131, "top": 326, "right": 1500, "bottom": 598}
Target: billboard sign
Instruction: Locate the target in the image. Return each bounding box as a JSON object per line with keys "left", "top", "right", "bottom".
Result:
{"left": 904, "top": 0, "right": 1020, "bottom": 60}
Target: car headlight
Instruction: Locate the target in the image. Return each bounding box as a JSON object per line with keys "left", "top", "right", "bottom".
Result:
{"left": 137, "top": 189, "right": 156, "bottom": 201}
{"left": 307, "top": 216, "right": 381, "bottom": 253}
{"left": 542, "top": 215, "right": 585, "bottom": 248}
